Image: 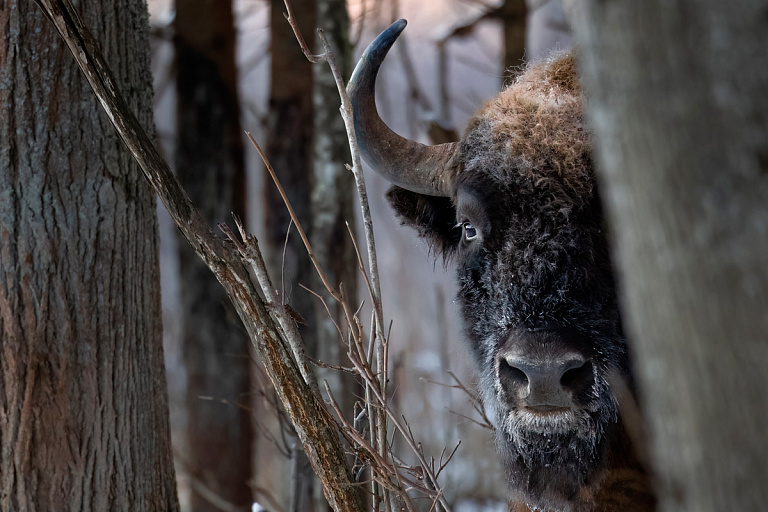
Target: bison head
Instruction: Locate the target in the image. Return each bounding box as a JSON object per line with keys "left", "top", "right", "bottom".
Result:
{"left": 349, "top": 20, "right": 654, "bottom": 511}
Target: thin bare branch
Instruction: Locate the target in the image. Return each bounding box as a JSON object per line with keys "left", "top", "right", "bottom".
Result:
{"left": 346, "top": 348, "right": 453, "bottom": 512}
{"left": 282, "top": 1, "right": 325, "bottom": 63}
{"left": 448, "top": 410, "right": 494, "bottom": 431}
{"left": 281, "top": 219, "right": 293, "bottom": 302}
{"left": 308, "top": 357, "right": 358, "bottom": 375}
{"left": 281, "top": 8, "right": 394, "bottom": 507}
{"left": 448, "top": 371, "right": 493, "bottom": 429}
{"left": 299, "top": 283, "right": 347, "bottom": 343}
{"left": 436, "top": 440, "right": 462, "bottom": 478}
{"left": 246, "top": 133, "right": 343, "bottom": 303}
{"left": 323, "top": 382, "right": 433, "bottom": 506}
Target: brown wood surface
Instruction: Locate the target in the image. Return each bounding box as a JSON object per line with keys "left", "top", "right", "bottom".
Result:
{"left": 0, "top": 0, "right": 179, "bottom": 510}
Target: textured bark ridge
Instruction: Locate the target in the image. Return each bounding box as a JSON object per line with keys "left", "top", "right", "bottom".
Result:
{"left": 0, "top": 1, "right": 179, "bottom": 511}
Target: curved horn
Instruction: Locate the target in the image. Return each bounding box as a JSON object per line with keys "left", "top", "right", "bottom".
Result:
{"left": 348, "top": 19, "right": 459, "bottom": 197}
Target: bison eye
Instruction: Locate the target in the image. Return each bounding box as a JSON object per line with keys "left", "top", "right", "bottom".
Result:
{"left": 463, "top": 222, "right": 478, "bottom": 241}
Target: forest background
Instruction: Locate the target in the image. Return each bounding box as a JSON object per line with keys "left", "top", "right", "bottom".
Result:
{"left": 4, "top": 0, "right": 766, "bottom": 511}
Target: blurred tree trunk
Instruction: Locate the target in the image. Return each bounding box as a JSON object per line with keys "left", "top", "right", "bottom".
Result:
{"left": 570, "top": 1, "right": 768, "bottom": 511}
{"left": 266, "top": 1, "right": 317, "bottom": 510}
{"left": 312, "top": 0, "right": 357, "bottom": 437}
{"left": 0, "top": 1, "right": 179, "bottom": 511}
{"left": 266, "top": 0, "right": 316, "bottom": 341}
{"left": 501, "top": 0, "right": 526, "bottom": 71}
{"left": 265, "top": 2, "right": 359, "bottom": 510}
{"left": 311, "top": 1, "right": 358, "bottom": 510}
{"left": 174, "top": 1, "right": 253, "bottom": 510}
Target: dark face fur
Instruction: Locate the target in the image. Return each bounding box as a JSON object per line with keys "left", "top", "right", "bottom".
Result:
{"left": 454, "top": 126, "right": 628, "bottom": 507}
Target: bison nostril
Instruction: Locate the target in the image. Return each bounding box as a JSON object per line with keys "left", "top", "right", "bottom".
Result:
{"left": 560, "top": 360, "right": 594, "bottom": 395}
{"left": 499, "top": 358, "right": 529, "bottom": 391}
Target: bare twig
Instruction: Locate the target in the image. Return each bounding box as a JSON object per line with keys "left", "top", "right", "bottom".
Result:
{"left": 299, "top": 284, "right": 346, "bottom": 344}
{"left": 323, "top": 382, "right": 430, "bottom": 509}
{"left": 246, "top": 133, "right": 343, "bottom": 303}
{"left": 346, "top": 345, "right": 453, "bottom": 512}
{"left": 421, "top": 373, "right": 493, "bottom": 432}
{"left": 452, "top": 410, "right": 494, "bottom": 430}
{"left": 436, "top": 440, "right": 461, "bottom": 478}
{"left": 448, "top": 371, "right": 493, "bottom": 430}
{"left": 220, "top": 219, "right": 320, "bottom": 394}
{"left": 281, "top": 219, "right": 293, "bottom": 302}
{"left": 308, "top": 357, "right": 358, "bottom": 375}
{"left": 282, "top": 0, "right": 324, "bottom": 63}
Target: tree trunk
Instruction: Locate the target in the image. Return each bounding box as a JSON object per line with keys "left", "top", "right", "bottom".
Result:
{"left": 501, "top": 0, "right": 526, "bottom": 72}
{"left": 0, "top": 1, "right": 179, "bottom": 511}
{"left": 263, "top": 1, "right": 317, "bottom": 509}
{"left": 312, "top": 0, "right": 358, "bottom": 441}
{"left": 265, "top": 0, "right": 316, "bottom": 342}
{"left": 569, "top": 1, "right": 768, "bottom": 511}
{"left": 174, "top": 1, "right": 253, "bottom": 510}
{"left": 311, "top": 2, "right": 359, "bottom": 510}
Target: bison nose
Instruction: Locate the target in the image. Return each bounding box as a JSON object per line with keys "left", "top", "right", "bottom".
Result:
{"left": 497, "top": 353, "right": 593, "bottom": 410}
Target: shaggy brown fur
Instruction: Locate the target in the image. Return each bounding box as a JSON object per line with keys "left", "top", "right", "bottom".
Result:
{"left": 465, "top": 51, "right": 592, "bottom": 212}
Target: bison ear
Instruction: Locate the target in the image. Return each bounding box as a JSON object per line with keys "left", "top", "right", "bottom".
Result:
{"left": 385, "top": 186, "right": 460, "bottom": 256}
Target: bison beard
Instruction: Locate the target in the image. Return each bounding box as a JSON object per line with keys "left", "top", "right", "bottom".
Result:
{"left": 350, "top": 20, "right": 655, "bottom": 512}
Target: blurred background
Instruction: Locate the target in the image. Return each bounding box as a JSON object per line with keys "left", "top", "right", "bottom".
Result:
{"left": 146, "top": 1, "right": 572, "bottom": 510}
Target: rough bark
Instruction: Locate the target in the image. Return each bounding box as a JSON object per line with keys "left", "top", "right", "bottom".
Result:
{"left": 174, "top": 1, "right": 253, "bottom": 510}
{"left": 30, "top": 1, "right": 365, "bottom": 511}
{"left": 0, "top": 1, "right": 179, "bottom": 511}
{"left": 569, "top": 1, "right": 768, "bottom": 511}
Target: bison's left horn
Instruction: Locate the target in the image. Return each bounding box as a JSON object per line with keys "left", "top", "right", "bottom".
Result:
{"left": 347, "top": 19, "right": 459, "bottom": 197}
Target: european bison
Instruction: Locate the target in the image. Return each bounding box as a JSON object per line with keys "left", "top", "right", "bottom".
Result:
{"left": 348, "top": 20, "right": 656, "bottom": 512}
